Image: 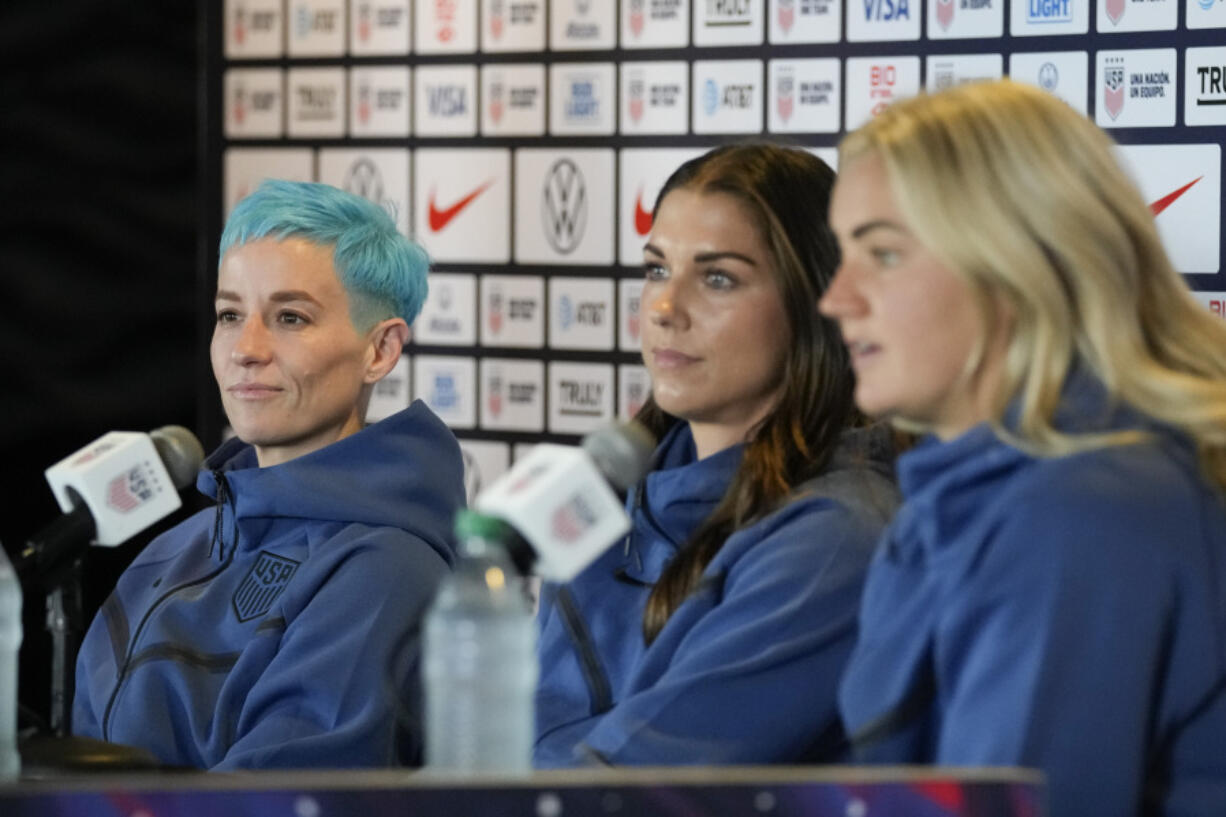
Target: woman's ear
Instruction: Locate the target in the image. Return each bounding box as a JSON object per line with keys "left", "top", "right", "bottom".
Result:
{"left": 364, "top": 318, "right": 410, "bottom": 384}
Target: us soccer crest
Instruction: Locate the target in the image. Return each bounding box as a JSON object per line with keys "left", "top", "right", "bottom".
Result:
{"left": 629, "top": 0, "right": 645, "bottom": 36}
{"left": 489, "top": 0, "right": 505, "bottom": 40}
{"left": 488, "top": 373, "right": 504, "bottom": 418}
{"left": 232, "top": 83, "right": 247, "bottom": 125}
{"left": 233, "top": 4, "right": 247, "bottom": 45}
{"left": 232, "top": 551, "right": 300, "bottom": 623}
{"left": 936, "top": 0, "right": 955, "bottom": 29}
{"left": 357, "top": 2, "right": 372, "bottom": 42}
{"left": 356, "top": 82, "right": 372, "bottom": 126}
{"left": 628, "top": 76, "right": 645, "bottom": 123}
{"left": 776, "top": 69, "right": 795, "bottom": 123}
{"left": 488, "top": 287, "right": 504, "bottom": 334}
{"left": 778, "top": 0, "right": 796, "bottom": 31}
{"left": 488, "top": 80, "right": 505, "bottom": 125}
{"left": 1105, "top": 0, "right": 1126, "bottom": 24}
{"left": 1103, "top": 60, "right": 1125, "bottom": 120}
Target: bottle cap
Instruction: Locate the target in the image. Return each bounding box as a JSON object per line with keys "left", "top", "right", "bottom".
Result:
{"left": 453, "top": 509, "right": 514, "bottom": 542}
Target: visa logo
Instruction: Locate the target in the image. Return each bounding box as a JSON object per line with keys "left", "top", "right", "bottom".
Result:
{"left": 427, "top": 86, "right": 468, "bottom": 117}
{"left": 863, "top": 0, "right": 910, "bottom": 20}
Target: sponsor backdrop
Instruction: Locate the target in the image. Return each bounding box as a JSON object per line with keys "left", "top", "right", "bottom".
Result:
{"left": 211, "top": 0, "right": 1226, "bottom": 493}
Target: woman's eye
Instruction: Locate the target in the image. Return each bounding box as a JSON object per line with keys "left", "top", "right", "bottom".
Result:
{"left": 643, "top": 262, "right": 668, "bottom": 281}
{"left": 278, "top": 311, "right": 308, "bottom": 326}
{"left": 871, "top": 247, "right": 901, "bottom": 267}
{"left": 215, "top": 309, "right": 239, "bottom": 324}
{"left": 704, "top": 269, "right": 736, "bottom": 290}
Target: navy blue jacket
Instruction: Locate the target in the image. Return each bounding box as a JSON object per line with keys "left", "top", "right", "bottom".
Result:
{"left": 73, "top": 402, "right": 465, "bottom": 769}
{"left": 535, "top": 423, "right": 898, "bottom": 766}
{"left": 840, "top": 376, "right": 1226, "bottom": 817}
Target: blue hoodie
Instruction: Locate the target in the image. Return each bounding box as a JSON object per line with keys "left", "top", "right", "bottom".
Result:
{"left": 72, "top": 402, "right": 465, "bottom": 770}
{"left": 840, "top": 375, "right": 1226, "bottom": 817}
{"left": 534, "top": 423, "right": 899, "bottom": 767}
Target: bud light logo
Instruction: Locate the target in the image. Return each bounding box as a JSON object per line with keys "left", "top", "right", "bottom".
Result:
{"left": 1027, "top": 0, "right": 1072, "bottom": 23}
{"left": 565, "top": 78, "right": 600, "bottom": 122}
{"left": 432, "top": 373, "right": 459, "bottom": 409}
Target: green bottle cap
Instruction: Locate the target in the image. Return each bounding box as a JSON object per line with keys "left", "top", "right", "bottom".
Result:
{"left": 453, "top": 509, "right": 513, "bottom": 541}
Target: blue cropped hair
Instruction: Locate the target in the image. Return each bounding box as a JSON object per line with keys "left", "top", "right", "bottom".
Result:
{"left": 219, "top": 179, "right": 429, "bottom": 328}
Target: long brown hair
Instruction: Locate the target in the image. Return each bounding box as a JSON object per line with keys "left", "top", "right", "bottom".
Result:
{"left": 638, "top": 143, "right": 858, "bottom": 644}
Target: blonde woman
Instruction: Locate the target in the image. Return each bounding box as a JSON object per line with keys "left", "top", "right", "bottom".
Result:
{"left": 820, "top": 80, "right": 1226, "bottom": 817}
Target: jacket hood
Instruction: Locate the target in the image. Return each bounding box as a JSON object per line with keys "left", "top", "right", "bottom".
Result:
{"left": 892, "top": 367, "right": 1158, "bottom": 566}
{"left": 625, "top": 422, "right": 899, "bottom": 583}
{"left": 196, "top": 400, "right": 465, "bottom": 564}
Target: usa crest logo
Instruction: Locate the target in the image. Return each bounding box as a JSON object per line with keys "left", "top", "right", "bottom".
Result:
{"left": 488, "top": 286, "right": 505, "bottom": 334}
{"left": 936, "top": 0, "right": 955, "bottom": 29}
{"left": 776, "top": 69, "right": 795, "bottom": 123}
{"left": 1105, "top": 0, "right": 1126, "bottom": 24}
{"left": 629, "top": 0, "right": 645, "bottom": 36}
{"left": 488, "top": 373, "right": 504, "bottom": 417}
{"left": 628, "top": 76, "right": 645, "bottom": 123}
{"left": 233, "top": 551, "right": 300, "bottom": 623}
{"left": 488, "top": 80, "right": 504, "bottom": 124}
{"left": 490, "top": 0, "right": 505, "bottom": 39}
{"left": 778, "top": 0, "right": 796, "bottom": 30}
{"left": 1103, "top": 58, "right": 1125, "bottom": 120}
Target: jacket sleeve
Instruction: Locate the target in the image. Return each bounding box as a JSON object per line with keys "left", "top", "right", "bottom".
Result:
{"left": 214, "top": 533, "right": 449, "bottom": 770}
{"left": 931, "top": 462, "right": 1179, "bottom": 817}
{"left": 536, "top": 498, "right": 880, "bottom": 767}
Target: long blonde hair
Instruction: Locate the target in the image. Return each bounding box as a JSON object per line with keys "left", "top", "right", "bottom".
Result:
{"left": 840, "top": 79, "right": 1226, "bottom": 489}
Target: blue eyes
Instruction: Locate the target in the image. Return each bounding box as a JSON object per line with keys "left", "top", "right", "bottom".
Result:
{"left": 641, "top": 264, "right": 737, "bottom": 290}
{"left": 214, "top": 310, "right": 310, "bottom": 326}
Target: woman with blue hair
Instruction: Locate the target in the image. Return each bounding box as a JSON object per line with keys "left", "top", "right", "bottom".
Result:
{"left": 72, "top": 180, "right": 466, "bottom": 769}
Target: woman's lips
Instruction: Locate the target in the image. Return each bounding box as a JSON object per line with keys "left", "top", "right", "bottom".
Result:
{"left": 228, "top": 383, "right": 282, "bottom": 399}
{"left": 651, "top": 348, "right": 699, "bottom": 369}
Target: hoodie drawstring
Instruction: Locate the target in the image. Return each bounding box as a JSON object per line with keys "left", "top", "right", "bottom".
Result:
{"left": 208, "top": 471, "right": 238, "bottom": 563}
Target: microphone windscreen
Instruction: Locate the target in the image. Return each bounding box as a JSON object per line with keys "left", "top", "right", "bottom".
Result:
{"left": 581, "top": 421, "right": 655, "bottom": 493}
{"left": 150, "top": 425, "right": 206, "bottom": 490}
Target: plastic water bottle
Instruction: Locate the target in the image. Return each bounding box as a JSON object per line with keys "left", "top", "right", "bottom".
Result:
{"left": 423, "top": 510, "right": 538, "bottom": 774}
{"left": 0, "top": 546, "right": 22, "bottom": 780}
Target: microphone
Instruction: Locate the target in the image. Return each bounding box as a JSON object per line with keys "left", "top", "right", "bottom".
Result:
{"left": 472, "top": 421, "right": 655, "bottom": 582}
{"left": 18, "top": 426, "right": 206, "bottom": 581}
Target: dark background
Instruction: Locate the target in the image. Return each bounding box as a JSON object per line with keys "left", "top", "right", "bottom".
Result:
{"left": 0, "top": 0, "right": 205, "bottom": 723}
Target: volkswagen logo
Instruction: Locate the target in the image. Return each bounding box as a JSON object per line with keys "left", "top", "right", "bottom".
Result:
{"left": 542, "top": 158, "right": 587, "bottom": 255}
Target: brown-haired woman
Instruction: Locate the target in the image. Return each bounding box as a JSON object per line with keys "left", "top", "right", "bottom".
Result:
{"left": 533, "top": 144, "right": 899, "bottom": 766}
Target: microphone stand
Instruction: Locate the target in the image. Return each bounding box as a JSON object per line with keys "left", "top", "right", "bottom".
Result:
{"left": 16, "top": 507, "right": 165, "bottom": 773}
{"left": 17, "top": 501, "right": 93, "bottom": 736}
{"left": 44, "top": 562, "right": 83, "bottom": 736}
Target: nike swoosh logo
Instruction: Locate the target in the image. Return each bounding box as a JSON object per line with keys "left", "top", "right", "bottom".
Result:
{"left": 1149, "top": 176, "right": 1202, "bottom": 216}
{"left": 634, "top": 188, "right": 653, "bottom": 236}
{"left": 427, "top": 179, "right": 495, "bottom": 232}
